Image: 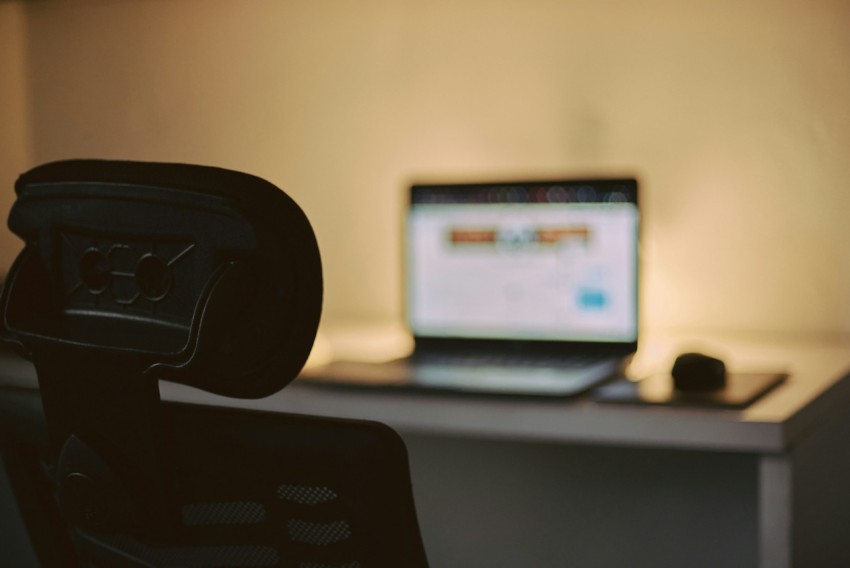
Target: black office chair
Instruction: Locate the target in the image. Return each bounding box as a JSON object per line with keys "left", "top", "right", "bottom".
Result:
{"left": 0, "top": 160, "right": 428, "bottom": 568}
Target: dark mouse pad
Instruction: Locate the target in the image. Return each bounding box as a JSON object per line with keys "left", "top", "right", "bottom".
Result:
{"left": 593, "top": 372, "right": 787, "bottom": 409}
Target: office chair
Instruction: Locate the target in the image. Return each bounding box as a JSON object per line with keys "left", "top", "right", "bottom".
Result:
{"left": 0, "top": 160, "right": 429, "bottom": 568}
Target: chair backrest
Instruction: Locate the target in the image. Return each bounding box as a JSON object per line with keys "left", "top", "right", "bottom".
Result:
{"left": 0, "top": 160, "right": 428, "bottom": 567}
{"left": 0, "top": 385, "right": 429, "bottom": 568}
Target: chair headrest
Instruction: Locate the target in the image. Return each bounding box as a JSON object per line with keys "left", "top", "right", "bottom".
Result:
{"left": 1, "top": 160, "right": 323, "bottom": 398}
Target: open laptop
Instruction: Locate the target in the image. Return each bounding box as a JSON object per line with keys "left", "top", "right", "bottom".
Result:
{"left": 301, "top": 178, "right": 639, "bottom": 396}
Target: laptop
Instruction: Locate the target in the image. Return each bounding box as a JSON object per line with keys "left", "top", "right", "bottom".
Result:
{"left": 301, "top": 178, "right": 640, "bottom": 397}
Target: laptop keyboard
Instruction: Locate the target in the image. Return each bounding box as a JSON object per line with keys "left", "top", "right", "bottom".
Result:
{"left": 413, "top": 353, "right": 608, "bottom": 370}
{"left": 407, "top": 352, "right": 620, "bottom": 395}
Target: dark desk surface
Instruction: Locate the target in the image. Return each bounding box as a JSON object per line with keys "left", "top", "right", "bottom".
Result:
{"left": 178, "top": 330, "right": 850, "bottom": 453}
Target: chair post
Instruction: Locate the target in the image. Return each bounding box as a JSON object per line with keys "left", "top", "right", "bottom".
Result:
{"left": 32, "top": 342, "right": 179, "bottom": 541}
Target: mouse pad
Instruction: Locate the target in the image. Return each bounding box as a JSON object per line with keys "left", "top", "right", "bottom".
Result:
{"left": 593, "top": 372, "right": 787, "bottom": 409}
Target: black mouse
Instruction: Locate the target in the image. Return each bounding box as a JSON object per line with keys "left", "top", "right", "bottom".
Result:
{"left": 671, "top": 352, "right": 727, "bottom": 392}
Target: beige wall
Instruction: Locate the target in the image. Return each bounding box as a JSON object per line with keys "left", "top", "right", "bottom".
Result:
{"left": 0, "top": 1, "right": 31, "bottom": 274}
{"left": 7, "top": 0, "right": 850, "bottom": 336}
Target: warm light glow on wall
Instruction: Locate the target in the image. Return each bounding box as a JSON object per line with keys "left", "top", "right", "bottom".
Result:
{"left": 4, "top": 0, "right": 850, "bottom": 336}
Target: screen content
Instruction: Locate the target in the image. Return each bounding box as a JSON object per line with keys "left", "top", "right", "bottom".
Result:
{"left": 407, "top": 182, "right": 638, "bottom": 342}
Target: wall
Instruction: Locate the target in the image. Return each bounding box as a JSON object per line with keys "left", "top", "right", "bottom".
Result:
{"left": 0, "top": 1, "right": 31, "bottom": 274}
{"left": 6, "top": 0, "right": 850, "bottom": 336}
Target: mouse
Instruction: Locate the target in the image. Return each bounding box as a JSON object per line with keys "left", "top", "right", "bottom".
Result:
{"left": 671, "top": 352, "right": 727, "bottom": 392}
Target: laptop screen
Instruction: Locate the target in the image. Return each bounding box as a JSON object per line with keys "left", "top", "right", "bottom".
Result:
{"left": 407, "top": 179, "right": 639, "bottom": 344}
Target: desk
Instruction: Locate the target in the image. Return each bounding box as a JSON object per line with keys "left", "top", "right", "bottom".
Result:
{"left": 4, "top": 333, "right": 850, "bottom": 567}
